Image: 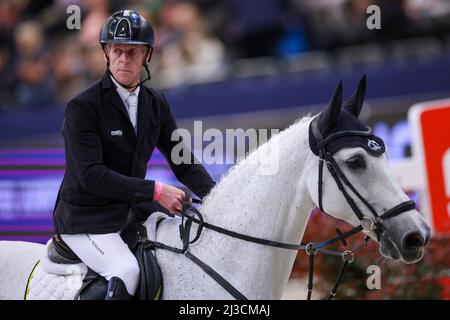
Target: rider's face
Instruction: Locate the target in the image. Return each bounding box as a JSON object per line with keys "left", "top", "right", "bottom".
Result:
{"left": 104, "top": 44, "right": 148, "bottom": 90}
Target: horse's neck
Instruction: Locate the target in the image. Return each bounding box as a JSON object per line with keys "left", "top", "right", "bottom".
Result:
{"left": 199, "top": 118, "right": 315, "bottom": 298}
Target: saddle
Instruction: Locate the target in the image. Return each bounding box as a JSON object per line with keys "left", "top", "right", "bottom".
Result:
{"left": 47, "top": 222, "right": 163, "bottom": 300}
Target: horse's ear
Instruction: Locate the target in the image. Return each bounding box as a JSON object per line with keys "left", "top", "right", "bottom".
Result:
{"left": 344, "top": 74, "right": 366, "bottom": 118}
{"left": 318, "top": 80, "right": 343, "bottom": 132}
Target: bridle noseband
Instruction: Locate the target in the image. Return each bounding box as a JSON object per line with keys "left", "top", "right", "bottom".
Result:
{"left": 310, "top": 116, "right": 415, "bottom": 241}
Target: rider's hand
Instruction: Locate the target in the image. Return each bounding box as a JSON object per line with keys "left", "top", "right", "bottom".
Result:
{"left": 154, "top": 182, "right": 190, "bottom": 215}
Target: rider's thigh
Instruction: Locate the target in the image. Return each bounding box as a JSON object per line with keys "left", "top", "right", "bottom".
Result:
{"left": 60, "top": 233, "right": 139, "bottom": 295}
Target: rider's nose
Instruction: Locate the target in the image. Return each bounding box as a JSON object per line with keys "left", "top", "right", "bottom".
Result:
{"left": 401, "top": 231, "right": 426, "bottom": 251}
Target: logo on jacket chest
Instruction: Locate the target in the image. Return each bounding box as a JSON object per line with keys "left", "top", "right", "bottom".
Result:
{"left": 110, "top": 130, "right": 123, "bottom": 137}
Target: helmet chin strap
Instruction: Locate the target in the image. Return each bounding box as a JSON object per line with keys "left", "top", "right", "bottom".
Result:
{"left": 103, "top": 46, "right": 153, "bottom": 91}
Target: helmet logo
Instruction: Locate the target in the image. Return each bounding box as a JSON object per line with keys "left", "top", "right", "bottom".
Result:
{"left": 367, "top": 139, "right": 381, "bottom": 151}
{"left": 114, "top": 18, "right": 131, "bottom": 39}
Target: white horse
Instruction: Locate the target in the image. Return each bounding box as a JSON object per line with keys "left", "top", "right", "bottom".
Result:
{"left": 0, "top": 80, "right": 430, "bottom": 300}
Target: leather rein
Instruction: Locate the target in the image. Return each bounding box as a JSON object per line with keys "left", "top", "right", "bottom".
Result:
{"left": 146, "top": 118, "right": 415, "bottom": 300}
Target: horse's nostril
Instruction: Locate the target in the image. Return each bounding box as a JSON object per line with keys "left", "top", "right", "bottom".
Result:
{"left": 402, "top": 232, "right": 425, "bottom": 250}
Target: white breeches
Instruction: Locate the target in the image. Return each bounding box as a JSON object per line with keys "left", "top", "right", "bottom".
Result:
{"left": 60, "top": 233, "right": 139, "bottom": 296}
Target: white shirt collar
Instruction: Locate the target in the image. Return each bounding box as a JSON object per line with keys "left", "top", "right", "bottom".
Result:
{"left": 110, "top": 75, "right": 140, "bottom": 103}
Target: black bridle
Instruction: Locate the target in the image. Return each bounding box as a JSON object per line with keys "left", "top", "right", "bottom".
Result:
{"left": 144, "top": 117, "right": 416, "bottom": 300}
{"left": 309, "top": 116, "right": 415, "bottom": 241}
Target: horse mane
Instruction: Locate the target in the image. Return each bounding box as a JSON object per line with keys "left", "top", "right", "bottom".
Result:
{"left": 202, "top": 114, "right": 313, "bottom": 207}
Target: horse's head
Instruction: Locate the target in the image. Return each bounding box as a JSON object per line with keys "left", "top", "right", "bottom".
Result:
{"left": 306, "top": 76, "right": 431, "bottom": 264}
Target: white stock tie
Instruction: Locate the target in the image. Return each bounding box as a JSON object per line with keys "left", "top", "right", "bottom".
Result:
{"left": 126, "top": 93, "right": 138, "bottom": 134}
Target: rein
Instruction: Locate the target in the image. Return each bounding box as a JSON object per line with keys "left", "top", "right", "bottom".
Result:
{"left": 148, "top": 198, "right": 370, "bottom": 300}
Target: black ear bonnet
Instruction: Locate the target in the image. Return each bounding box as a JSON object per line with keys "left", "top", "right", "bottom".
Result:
{"left": 309, "top": 76, "right": 385, "bottom": 157}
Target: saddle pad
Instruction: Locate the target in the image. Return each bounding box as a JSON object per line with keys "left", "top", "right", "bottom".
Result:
{"left": 25, "top": 261, "right": 86, "bottom": 300}
{"left": 25, "top": 240, "right": 87, "bottom": 300}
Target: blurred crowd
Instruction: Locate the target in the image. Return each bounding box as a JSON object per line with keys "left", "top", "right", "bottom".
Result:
{"left": 1, "top": 0, "right": 450, "bottom": 112}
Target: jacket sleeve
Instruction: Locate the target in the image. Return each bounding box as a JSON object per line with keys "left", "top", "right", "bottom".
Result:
{"left": 156, "top": 92, "right": 216, "bottom": 199}
{"left": 63, "top": 99, "right": 155, "bottom": 203}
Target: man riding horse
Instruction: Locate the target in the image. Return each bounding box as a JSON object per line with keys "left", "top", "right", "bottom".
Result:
{"left": 52, "top": 10, "right": 216, "bottom": 300}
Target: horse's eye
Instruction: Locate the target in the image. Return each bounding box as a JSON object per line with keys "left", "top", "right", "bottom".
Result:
{"left": 345, "top": 155, "right": 366, "bottom": 169}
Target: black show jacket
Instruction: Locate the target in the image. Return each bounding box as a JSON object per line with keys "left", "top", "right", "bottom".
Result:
{"left": 53, "top": 72, "right": 216, "bottom": 234}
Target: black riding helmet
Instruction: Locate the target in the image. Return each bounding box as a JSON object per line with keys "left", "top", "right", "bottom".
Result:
{"left": 100, "top": 10, "right": 155, "bottom": 48}
{"left": 99, "top": 10, "right": 155, "bottom": 89}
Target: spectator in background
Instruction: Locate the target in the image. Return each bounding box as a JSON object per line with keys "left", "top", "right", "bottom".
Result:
{"left": 14, "top": 20, "right": 55, "bottom": 110}
{"left": 0, "top": 44, "right": 17, "bottom": 112}
{"left": 0, "top": 0, "right": 26, "bottom": 111}
{"left": 156, "top": 1, "right": 226, "bottom": 88}
{"left": 0, "top": 0, "right": 25, "bottom": 46}
{"left": 376, "top": 0, "right": 417, "bottom": 41}
{"left": 223, "top": 0, "right": 288, "bottom": 58}
{"left": 275, "top": 1, "right": 310, "bottom": 57}
{"left": 50, "top": 36, "right": 86, "bottom": 105}
{"left": 38, "top": 1, "right": 84, "bottom": 40}
{"left": 1, "top": 0, "right": 450, "bottom": 113}
{"left": 79, "top": 0, "right": 110, "bottom": 46}
{"left": 403, "top": 0, "right": 450, "bottom": 37}
{"left": 294, "top": 0, "right": 350, "bottom": 50}
{"left": 79, "top": 0, "right": 110, "bottom": 82}
{"left": 340, "top": 0, "right": 378, "bottom": 46}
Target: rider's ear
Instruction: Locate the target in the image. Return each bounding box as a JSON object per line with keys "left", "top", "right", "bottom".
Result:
{"left": 318, "top": 80, "right": 343, "bottom": 133}
{"left": 344, "top": 74, "right": 366, "bottom": 118}
{"left": 143, "top": 47, "right": 152, "bottom": 65}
